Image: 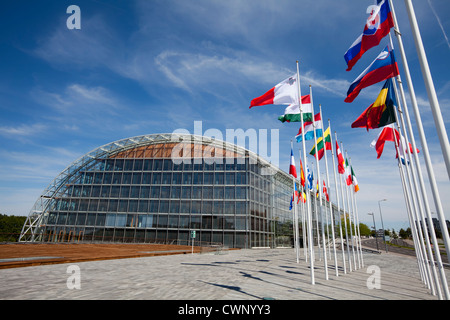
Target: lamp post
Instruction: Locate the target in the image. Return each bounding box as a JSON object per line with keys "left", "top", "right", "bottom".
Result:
{"left": 378, "top": 199, "right": 388, "bottom": 253}
{"left": 368, "top": 213, "right": 379, "bottom": 251}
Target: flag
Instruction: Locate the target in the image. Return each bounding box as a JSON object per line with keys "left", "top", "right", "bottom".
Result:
{"left": 300, "top": 191, "right": 306, "bottom": 203}
{"left": 323, "top": 180, "right": 330, "bottom": 201}
{"left": 351, "top": 78, "right": 397, "bottom": 130}
{"left": 336, "top": 141, "right": 345, "bottom": 174}
{"left": 278, "top": 94, "right": 313, "bottom": 123}
{"left": 345, "top": 158, "right": 352, "bottom": 186}
{"left": 289, "top": 183, "right": 300, "bottom": 210}
{"left": 344, "top": 0, "right": 394, "bottom": 71}
{"left": 289, "top": 147, "right": 297, "bottom": 178}
{"left": 295, "top": 112, "right": 322, "bottom": 142}
{"left": 300, "top": 158, "right": 305, "bottom": 188}
{"left": 351, "top": 167, "right": 360, "bottom": 192}
{"left": 306, "top": 162, "right": 313, "bottom": 190}
{"left": 250, "top": 74, "right": 298, "bottom": 108}
{"left": 309, "top": 127, "right": 331, "bottom": 160}
{"left": 316, "top": 180, "right": 319, "bottom": 198}
{"left": 370, "top": 124, "right": 398, "bottom": 158}
{"left": 370, "top": 124, "right": 420, "bottom": 159}
{"left": 345, "top": 46, "right": 399, "bottom": 103}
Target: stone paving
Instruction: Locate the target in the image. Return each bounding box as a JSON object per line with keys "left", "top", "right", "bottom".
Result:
{"left": 0, "top": 248, "right": 448, "bottom": 300}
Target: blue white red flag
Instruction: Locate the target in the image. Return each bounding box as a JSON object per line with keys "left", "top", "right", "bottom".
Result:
{"left": 345, "top": 46, "right": 399, "bottom": 103}
{"left": 289, "top": 147, "right": 297, "bottom": 178}
{"left": 344, "top": 0, "right": 394, "bottom": 71}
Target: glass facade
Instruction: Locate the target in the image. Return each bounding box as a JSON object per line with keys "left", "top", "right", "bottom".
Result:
{"left": 21, "top": 134, "right": 339, "bottom": 248}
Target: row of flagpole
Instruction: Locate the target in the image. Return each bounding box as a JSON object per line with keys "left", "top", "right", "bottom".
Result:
{"left": 386, "top": 0, "right": 450, "bottom": 300}
{"left": 249, "top": 0, "right": 449, "bottom": 298}
{"left": 291, "top": 66, "right": 365, "bottom": 284}
{"left": 344, "top": 0, "right": 450, "bottom": 299}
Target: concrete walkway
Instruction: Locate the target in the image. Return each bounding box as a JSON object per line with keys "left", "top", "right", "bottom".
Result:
{"left": 0, "top": 248, "right": 447, "bottom": 300}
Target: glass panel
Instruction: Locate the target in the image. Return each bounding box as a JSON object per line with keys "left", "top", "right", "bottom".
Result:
{"left": 214, "top": 187, "right": 224, "bottom": 199}
{"left": 169, "top": 201, "right": 180, "bottom": 213}
{"left": 142, "top": 172, "right": 152, "bottom": 184}
{"left": 180, "top": 201, "right": 191, "bottom": 214}
{"left": 192, "top": 186, "right": 202, "bottom": 199}
{"left": 110, "top": 186, "right": 120, "bottom": 198}
{"left": 171, "top": 186, "right": 181, "bottom": 199}
{"left": 168, "top": 215, "right": 178, "bottom": 228}
{"left": 202, "top": 201, "right": 212, "bottom": 214}
{"left": 118, "top": 200, "right": 128, "bottom": 212}
{"left": 120, "top": 186, "right": 130, "bottom": 198}
{"left": 96, "top": 213, "right": 106, "bottom": 226}
{"left": 149, "top": 200, "right": 159, "bottom": 213}
{"left": 203, "top": 186, "right": 213, "bottom": 199}
{"left": 172, "top": 172, "right": 182, "bottom": 184}
{"left": 150, "top": 186, "right": 160, "bottom": 198}
{"left": 128, "top": 200, "right": 138, "bottom": 212}
{"left": 130, "top": 186, "right": 140, "bottom": 198}
{"left": 158, "top": 215, "right": 168, "bottom": 228}
{"left": 190, "top": 216, "right": 201, "bottom": 229}
{"left": 191, "top": 201, "right": 201, "bottom": 214}
{"left": 236, "top": 187, "right": 246, "bottom": 199}
{"left": 140, "top": 186, "right": 150, "bottom": 198}
{"left": 224, "top": 201, "right": 235, "bottom": 215}
{"left": 159, "top": 200, "right": 169, "bottom": 213}
{"left": 105, "top": 214, "right": 116, "bottom": 227}
{"left": 152, "top": 172, "right": 162, "bottom": 184}
{"left": 127, "top": 214, "right": 137, "bottom": 227}
{"left": 86, "top": 213, "right": 96, "bottom": 226}
{"left": 235, "top": 217, "right": 247, "bottom": 230}
{"left": 160, "top": 186, "right": 170, "bottom": 198}
{"left": 179, "top": 216, "right": 190, "bottom": 228}
{"left": 115, "top": 214, "right": 127, "bottom": 227}
{"left": 132, "top": 173, "right": 142, "bottom": 184}
{"left": 203, "top": 172, "right": 213, "bottom": 184}
{"left": 76, "top": 212, "right": 86, "bottom": 225}
{"left": 138, "top": 200, "right": 148, "bottom": 213}
{"left": 143, "top": 159, "right": 153, "bottom": 171}
{"left": 225, "top": 187, "right": 235, "bottom": 199}
{"left": 109, "top": 199, "right": 118, "bottom": 212}
{"left": 162, "top": 172, "right": 171, "bottom": 184}
{"left": 181, "top": 186, "right": 191, "bottom": 199}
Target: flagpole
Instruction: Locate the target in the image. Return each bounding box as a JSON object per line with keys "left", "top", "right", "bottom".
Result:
{"left": 322, "top": 113, "right": 338, "bottom": 276}
{"left": 403, "top": 0, "right": 450, "bottom": 180}
{"left": 333, "top": 131, "right": 346, "bottom": 274}
{"left": 300, "top": 149, "right": 308, "bottom": 261}
{"left": 310, "top": 86, "right": 328, "bottom": 280}
{"left": 291, "top": 140, "right": 300, "bottom": 264}
{"left": 297, "top": 61, "right": 315, "bottom": 285}
{"left": 348, "top": 157, "right": 363, "bottom": 268}
{"left": 388, "top": 3, "right": 450, "bottom": 297}
{"left": 388, "top": 0, "right": 450, "bottom": 264}
{"left": 344, "top": 150, "right": 357, "bottom": 271}
{"left": 340, "top": 142, "right": 352, "bottom": 272}
{"left": 391, "top": 77, "right": 447, "bottom": 298}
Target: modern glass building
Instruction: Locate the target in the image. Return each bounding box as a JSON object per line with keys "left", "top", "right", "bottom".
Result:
{"left": 19, "top": 133, "right": 342, "bottom": 248}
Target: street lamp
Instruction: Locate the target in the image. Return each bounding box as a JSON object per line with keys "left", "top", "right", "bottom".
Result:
{"left": 368, "top": 213, "right": 379, "bottom": 251}
{"left": 378, "top": 199, "right": 388, "bottom": 253}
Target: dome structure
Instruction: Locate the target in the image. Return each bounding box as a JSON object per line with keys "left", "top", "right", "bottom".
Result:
{"left": 19, "top": 133, "right": 338, "bottom": 248}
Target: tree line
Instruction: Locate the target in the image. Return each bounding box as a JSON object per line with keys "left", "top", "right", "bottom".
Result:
{"left": 0, "top": 214, "right": 27, "bottom": 242}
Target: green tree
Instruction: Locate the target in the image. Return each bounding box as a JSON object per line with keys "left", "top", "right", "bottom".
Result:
{"left": 0, "top": 214, "right": 27, "bottom": 242}
{"left": 358, "top": 223, "right": 371, "bottom": 237}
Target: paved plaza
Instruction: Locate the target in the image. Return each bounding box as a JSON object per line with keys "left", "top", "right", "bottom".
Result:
{"left": 1, "top": 247, "right": 448, "bottom": 301}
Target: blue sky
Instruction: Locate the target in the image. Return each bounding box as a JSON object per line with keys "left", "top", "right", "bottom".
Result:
{"left": 0, "top": 0, "right": 449, "bottom": 232}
